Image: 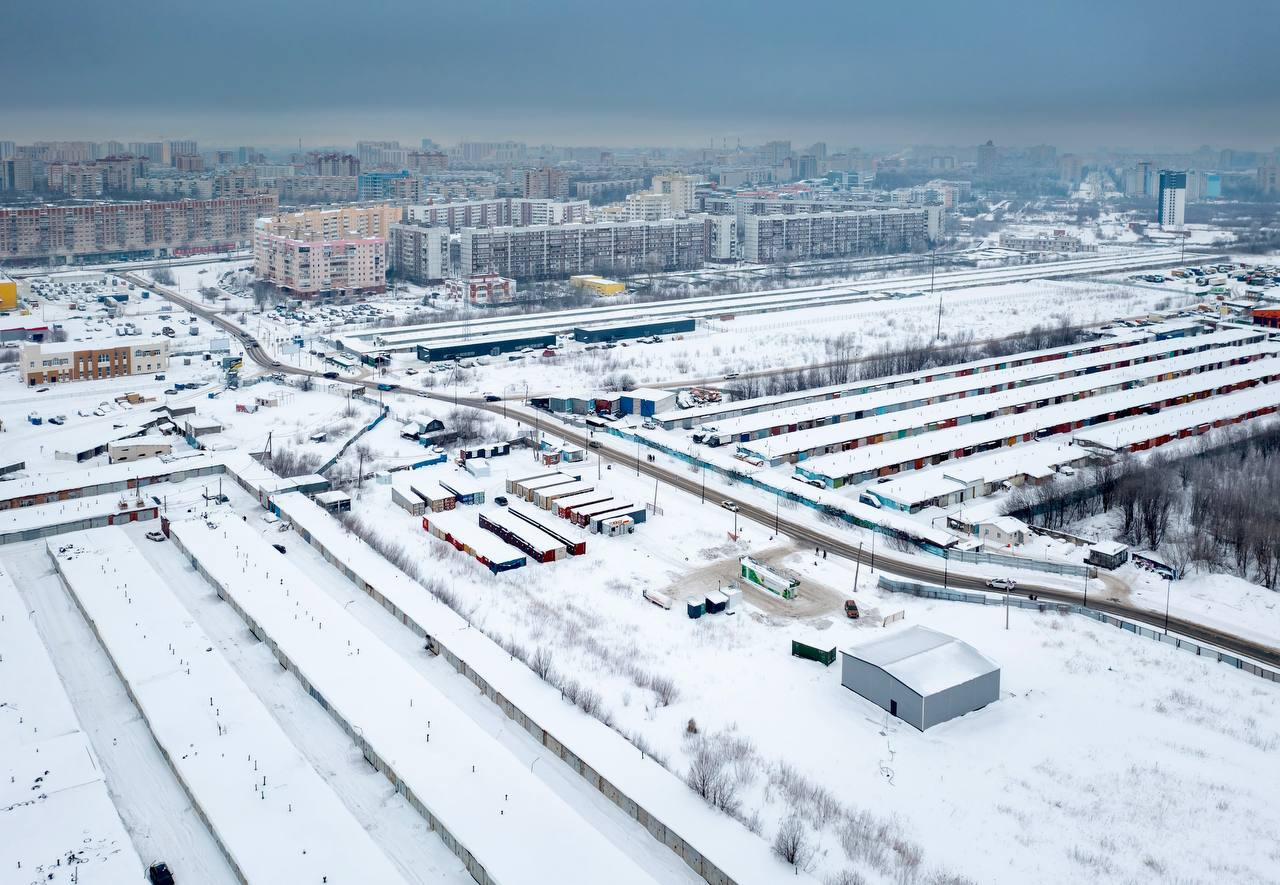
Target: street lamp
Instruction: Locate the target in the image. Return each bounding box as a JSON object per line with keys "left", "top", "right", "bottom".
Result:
{"left": 1164, "top": 574, "right": 1173, "bottom": 635}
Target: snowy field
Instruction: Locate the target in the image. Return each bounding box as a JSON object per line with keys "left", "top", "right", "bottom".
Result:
{"left": 330, "top": 445, "right": 1280, "bottom": 884}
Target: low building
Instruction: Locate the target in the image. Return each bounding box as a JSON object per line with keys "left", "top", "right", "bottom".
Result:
{"left": 977, "top": 516, "right": 1028, "bottom": 547}
{"left": 998, "top": 231, "right": 1095, "bottom": 253}
{"left": 569, "top": 275, "right": 626, "bottom": 296}
{"left": 840, "top": 626, "right": 999, "bottom": 731}
{"left": 444, "top": 273, "right": 517, "bottom": 305}
{"left": 1086, "top": 541, "right": 1130, "bottom": 570}
{"left": 573, "top": 316, "right": 694, "bottom": 343}
{"left": 108, "top": 436, "right": 174, "bottom": 464}
{"left": 416, "top": 332, "right": 554, "bottom": 363}
{"left": 0, "top": 271, "right": 16, "bottom": 310}
{"left": 19, "top": 339, "right": 169, "bottom": 386}
{"left": 1253, "top": 308, "right": 1280, "bottom": 330}
{"left": 314, "top": 490, "right": 352, "bottom": 513}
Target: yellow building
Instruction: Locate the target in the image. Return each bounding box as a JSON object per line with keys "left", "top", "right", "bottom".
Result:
{"left": 569, "top": 274, "right": 626, "bottom": 296}
{"left": 0, "top": 274, "right": 17, "bottom": 310}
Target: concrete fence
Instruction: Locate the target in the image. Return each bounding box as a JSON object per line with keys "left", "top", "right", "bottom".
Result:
{"left": 877, "top": 575, "right": 1280, "bottom": 684}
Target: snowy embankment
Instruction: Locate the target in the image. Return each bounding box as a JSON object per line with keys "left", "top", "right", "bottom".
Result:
{"left": 46, "top": 528, "right": 410, "bottom": 885}
{"left": 0, "top": 562, "right": 143, "bottom": 884}
{"left": 170, "top": 513, "right": 679, "bottom": 885}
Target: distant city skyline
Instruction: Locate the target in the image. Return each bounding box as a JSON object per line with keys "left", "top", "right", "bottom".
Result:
{"left": 4, "top": 0, "right": 1278, "bottom": 151}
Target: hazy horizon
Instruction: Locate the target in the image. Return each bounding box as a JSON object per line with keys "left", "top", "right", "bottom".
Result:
{"left": 5, "top": 0, "right": 1278, "bottom": 151}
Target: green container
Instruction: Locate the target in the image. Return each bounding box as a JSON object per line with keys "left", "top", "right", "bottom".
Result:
{"left": 791, "top": 639, "right": 836, "bottom": 666}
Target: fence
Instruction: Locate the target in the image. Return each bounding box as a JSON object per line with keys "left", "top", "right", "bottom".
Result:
{"left": 877, "top": 576, "right": 1280, "bottom": 684}
{"left": 317, "top": 406, "right": 388, "bottom": 475}
{"left": 944, "top": 546, "right": 1096, "bottom": 579}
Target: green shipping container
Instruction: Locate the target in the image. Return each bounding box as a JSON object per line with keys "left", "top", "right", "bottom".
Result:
{"left": 791, "top": 639, "right": 837, "bottom": 666}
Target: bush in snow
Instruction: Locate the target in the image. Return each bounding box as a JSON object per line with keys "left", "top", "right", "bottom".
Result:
{"left": 772, "top": 813, "right": 813, "bottom": 868}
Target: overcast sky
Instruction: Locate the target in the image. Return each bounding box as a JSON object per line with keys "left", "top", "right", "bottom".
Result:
{"left": 5, "top": 0, "right": 1277, "bottom": 150}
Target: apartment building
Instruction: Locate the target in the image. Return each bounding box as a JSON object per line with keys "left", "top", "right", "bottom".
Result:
{"left": 574, "top": 178, "right": 644, "bottom": 200}
{"left": 518, "top": 166, "right": 570, "bottom": 200}
{"left": 278, "top": 175, "right": 359, "bottom": 203}
{"left": 0, "top": 195, "right": 278, "bottom": 263}
{"left": 254, "top": 205, "right": 398, "bottom": 296}
{"left": 0, "top": 157, "right": 34, "bottom": 192}
{"left": 46, "top": 156, "right": 143, "bottom": 197}
{"left": 389, "top": 223, "right": 450, "bottom": 283}
{"left": 20, "top": 339, "right": 169, "bottom": 386}
{"left": 357, "top": 171, "right": 424, "bottom": 202}
{"left": 742, "top": 207, "right": 938, "bottom": 262}
{"left": 404, "top": 198, "right": 587, "bottom": 233}
{"left": 651, "top": 173, "right": 702, "bottom": 212}
{"left": 264, "top": 205, "right": 401, "bottom": 240}
{"left": 307, "top": 153, "right": 360, "bottom": 176}
{"left": 458, "top": 216, "right": 714, "bottom": 280}
{"left": 624, "top": 193, "right": 674, "bottom": 221}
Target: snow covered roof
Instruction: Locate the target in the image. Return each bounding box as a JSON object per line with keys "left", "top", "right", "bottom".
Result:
{"left": 1090, "top": 540, "right": 1129, "bottom": 556}
{"left": 844, "top": 626, "right": 998, "bottom": 697}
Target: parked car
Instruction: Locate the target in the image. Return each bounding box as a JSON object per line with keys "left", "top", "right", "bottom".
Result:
{"left": 844, "top": 599, "right": 860, "bottom": 619}
{"left": 986, "top": 578, "right": 1017, "bottom": 591}
{"left": 147, "top": 862, "right": 175, "bottom": 885}
{"left": 145, "top": 530, "right": 166, "bottom": 542}
{"left": 272, "top": 543, "right": 287, "bottom": 554}
{"left": 494, "top": 495, "right": 509, "bottom": 506}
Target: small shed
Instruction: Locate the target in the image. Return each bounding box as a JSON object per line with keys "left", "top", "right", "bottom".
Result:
{"left": 840, "top": 626, "right": 999, "bottom": 731}
{"left": 704, "top": 591, "right": 727, "bottom": 614}
{"left": 686, "top": 598, "right": 705, "bottom": 619}
{"left": 313, "top": 490, "right": 352, "bottom": 513}
{"left": 978, "top": 516, "right": 1028, "bottom": 547}
{"left": 1086, "top": 540, "right": 1130, "bottom": 570}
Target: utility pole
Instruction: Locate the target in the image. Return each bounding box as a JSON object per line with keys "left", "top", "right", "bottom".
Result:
{"left": 1164, "top": 575, "right": 1172, "bottom": 634}
{"left": 853, "top": 541, "right": 863, "bottom": 591}
{"left": 869, "top": 531, "right": 876, "bottom": 572}
{"left": 1082, "top": 568, "right": 1088, "bottom": 609}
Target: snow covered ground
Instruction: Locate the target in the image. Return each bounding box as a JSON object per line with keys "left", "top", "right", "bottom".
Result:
{"left": 330, "top": 441, "right": 1280, "bottom": 884}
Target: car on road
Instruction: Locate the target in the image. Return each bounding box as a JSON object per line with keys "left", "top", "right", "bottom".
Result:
{"left": 986, "top": 578, "right": 1017, "bottom": 591}
{"left": 36, "top": 387, "right": 48, "bottom": 393}
{"left": 723, "top": 372, "right": 740, "bottom": 379}
{"left": 272, "top": 543, "right": 287, "bottom": 554}
{"left": 145, "top": 530, "right": 166, "bottom": 542}
{"left": 494, "top": 495, "right": 509, "bottom": 506}
{"left": 484, "top": 393, "right": 501, "bottom": 402}
{"left": 164, "top": 388, "right": 177, "bottom": 395}
{"left": 322, "top": 371, "right": 339, "bottom": 379}
{"left": 147, "top": 862, "right": 175, "bottom": 885}
{"left": 720, "top": 500, "right": 739, "bottom": 512}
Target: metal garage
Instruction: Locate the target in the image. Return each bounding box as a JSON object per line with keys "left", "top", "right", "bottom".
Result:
{"left": 840, "top": 626, "right": 999, "bottom": 730}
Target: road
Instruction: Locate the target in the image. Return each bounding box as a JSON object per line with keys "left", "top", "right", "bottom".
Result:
{"left": 128, "top": 271, "right": 1280, "bottom": 672}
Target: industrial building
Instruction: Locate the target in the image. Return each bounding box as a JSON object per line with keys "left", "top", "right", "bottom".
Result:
{"left": 416, "top": 331, "right": 555, "bottom": 363}
{"left": 840, "top": 626, "right": 1000, "bottom": 731}
{"left": 573, "top": 316, "right": 695, "bottom": 343}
